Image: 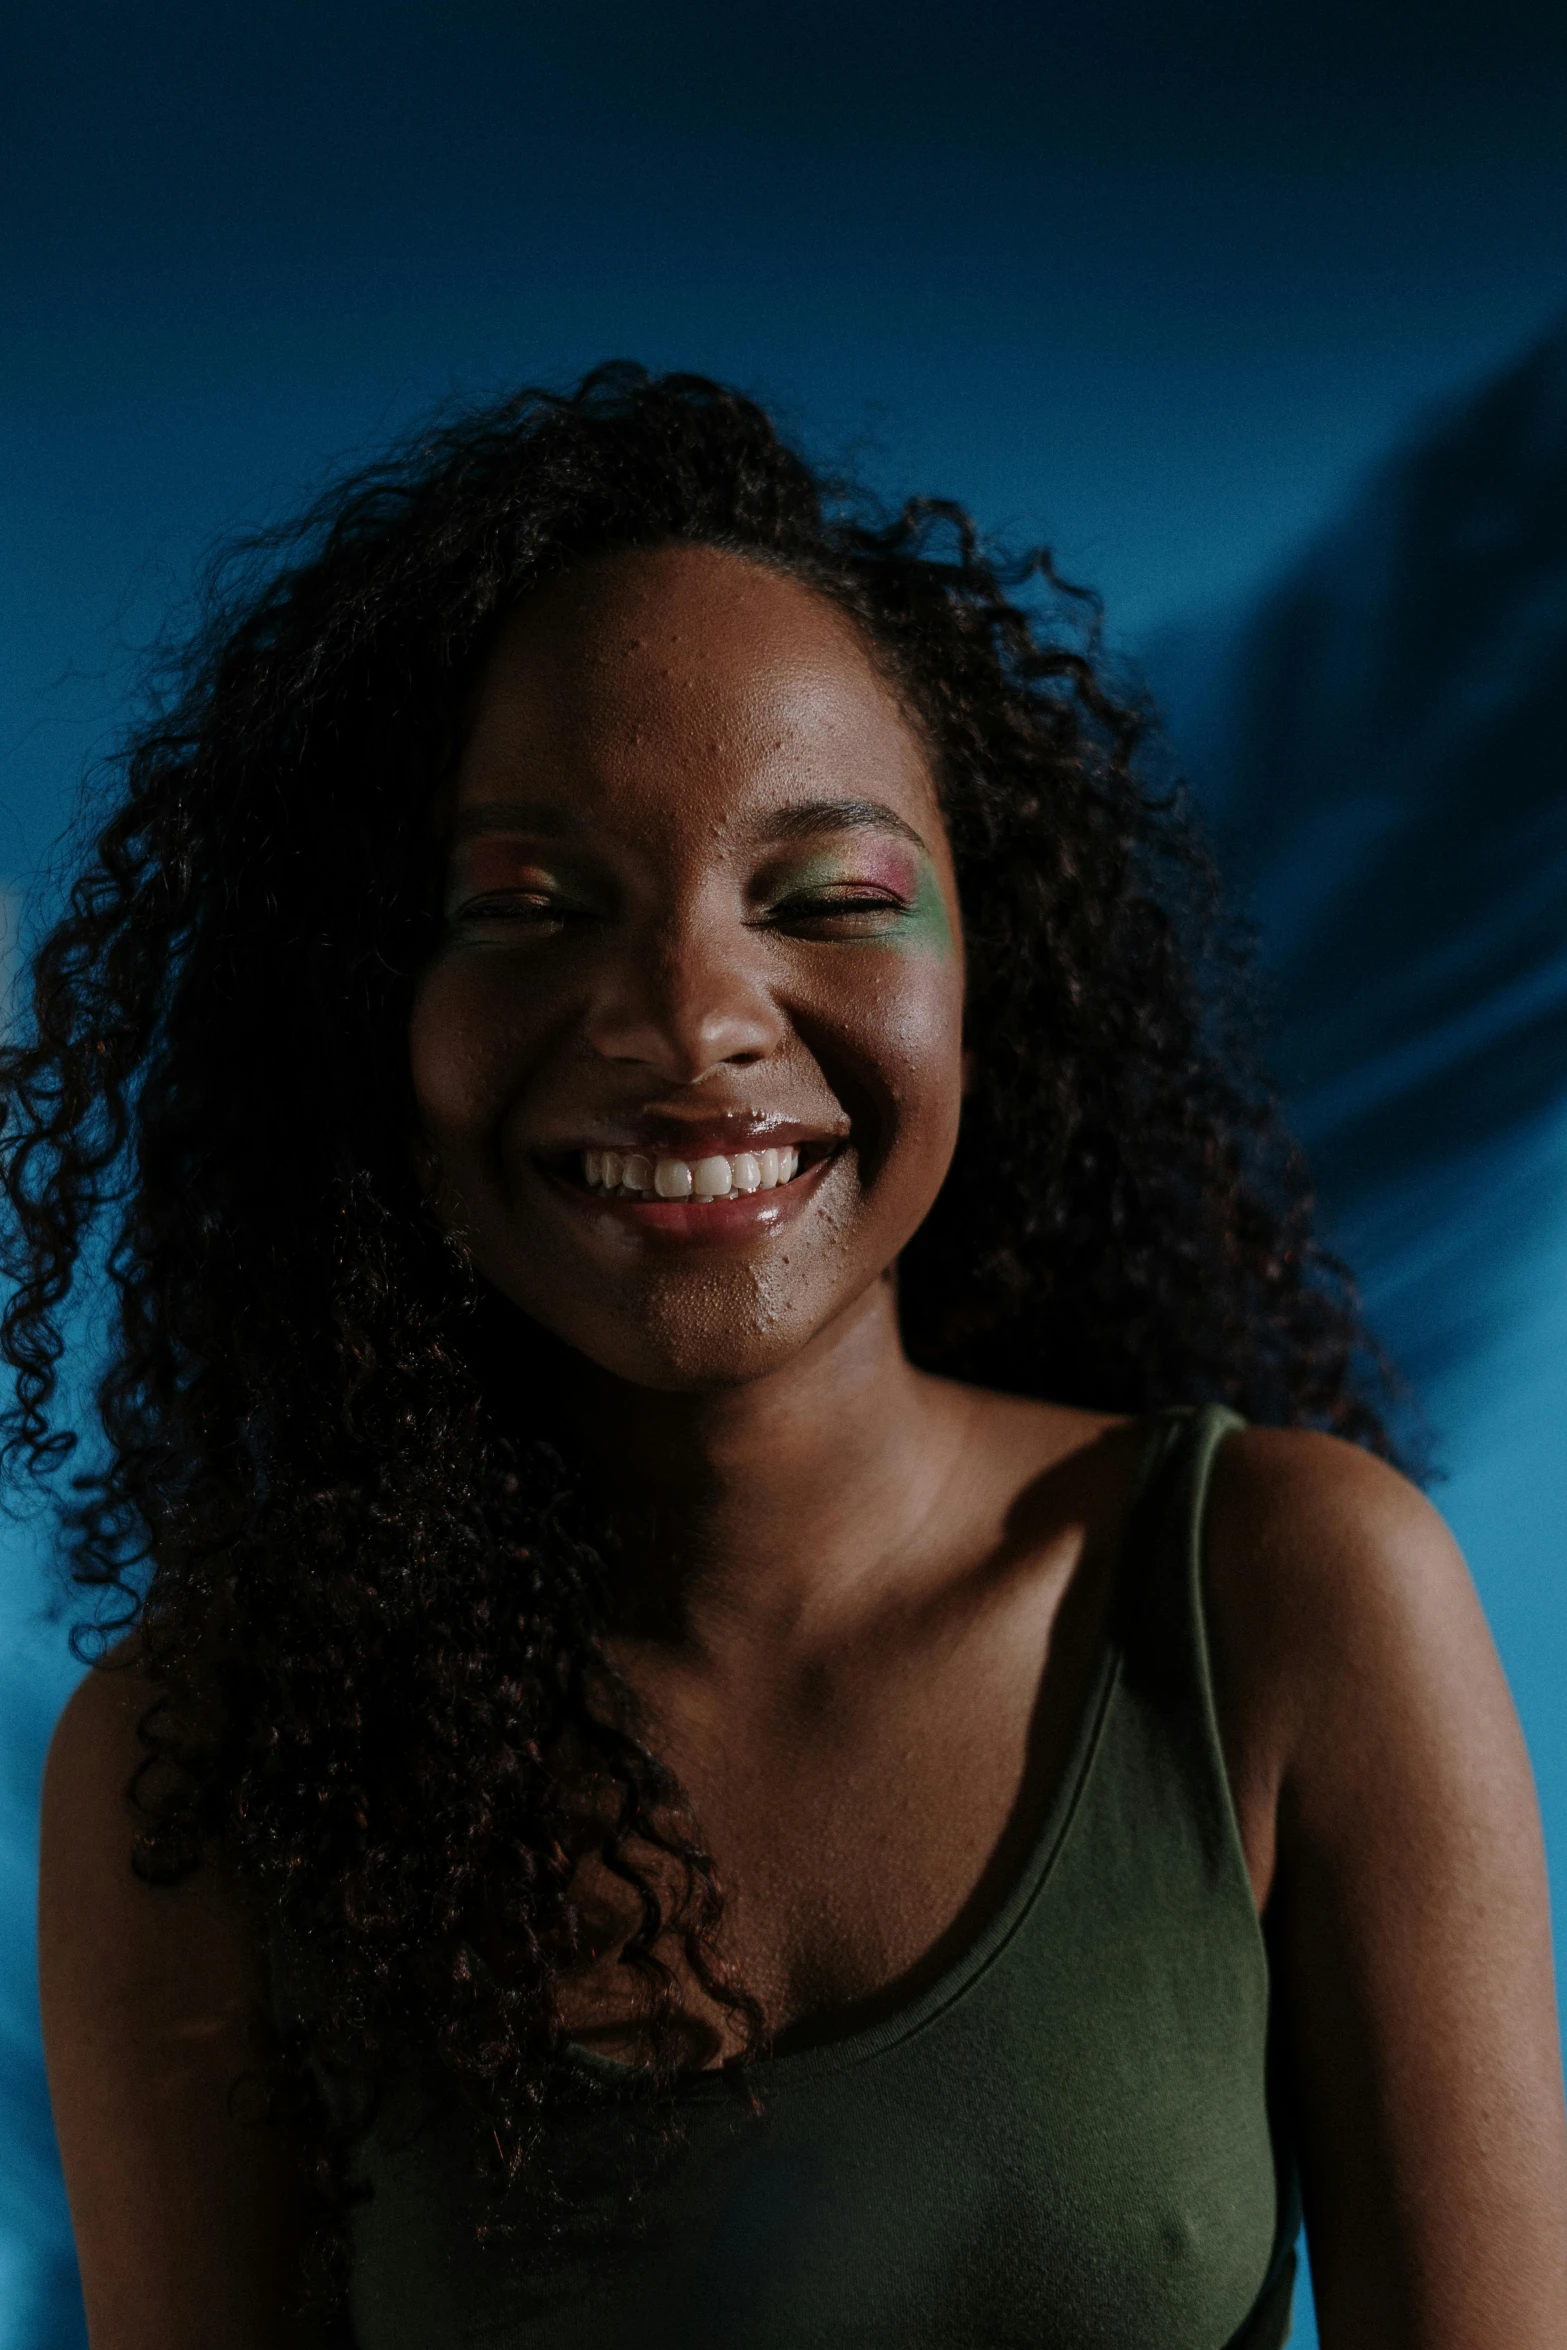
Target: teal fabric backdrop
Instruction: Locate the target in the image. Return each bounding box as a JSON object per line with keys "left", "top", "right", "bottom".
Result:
{"left": 4, "top": 7, "right": 1567, "bottom": 2339}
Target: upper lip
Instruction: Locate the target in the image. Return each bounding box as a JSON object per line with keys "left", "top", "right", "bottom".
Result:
{"left": 538, "top": 1114, "right": 849, "bottom": 1161}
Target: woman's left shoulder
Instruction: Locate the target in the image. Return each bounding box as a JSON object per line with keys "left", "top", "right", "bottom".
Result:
{"left": 1204, "top": 1421, "right": 1484, "bottom": 1696}
{"left": 1201, "top": 1427, "right": 1567, "bottom": 2339}
{"left": 1198, "top": 1423, "right": 1535, "bottom": 1909}
{"left": 1208, "top": 1418, "right": 1460, "bottom": 1592}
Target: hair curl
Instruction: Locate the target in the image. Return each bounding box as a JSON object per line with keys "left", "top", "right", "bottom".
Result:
{"left": 0, "top": 364, "right": 1392, "bottom": 2271}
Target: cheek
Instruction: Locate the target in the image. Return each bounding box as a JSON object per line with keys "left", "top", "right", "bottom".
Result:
{"left": 817, "top": 953, "right": 965, "bottom": 1187}
{"left": 407, "top": 962, "right": 528, "bottom": 1146}
{"left": 894, "top": 980, "right": 966, "bottom": 1186}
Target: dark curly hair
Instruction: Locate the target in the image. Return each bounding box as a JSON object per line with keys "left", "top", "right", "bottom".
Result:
{"left": 0, "top": 364, "right": 1391, "bottom": 2272}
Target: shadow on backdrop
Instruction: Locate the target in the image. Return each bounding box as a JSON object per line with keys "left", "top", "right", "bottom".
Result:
{"left": 1148, "top": 320, "right": 1567, "bottom": 1402}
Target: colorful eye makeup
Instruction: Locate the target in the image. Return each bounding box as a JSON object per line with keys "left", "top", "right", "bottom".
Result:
{"left": 764, "top": 844, "right": 954, "bottom": 958}
{"left": 440, "top": 824, "right": 955, "bottom": 958}
{"left": 443, "top": 839, "right": 588, "bottom": 924}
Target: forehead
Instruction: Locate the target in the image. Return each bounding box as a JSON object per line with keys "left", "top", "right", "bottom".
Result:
{"left": 453, "top": 544, "right": 938, "bottom": 838}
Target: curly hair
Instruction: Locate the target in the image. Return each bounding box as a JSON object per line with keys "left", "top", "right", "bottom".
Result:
{"left": 0, "top": 364, "right": 1391, "bottom": 2267}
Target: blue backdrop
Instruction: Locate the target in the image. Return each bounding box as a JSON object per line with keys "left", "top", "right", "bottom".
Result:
{"left": 4, "top": 6, "right": 1567, "bottom": 2340}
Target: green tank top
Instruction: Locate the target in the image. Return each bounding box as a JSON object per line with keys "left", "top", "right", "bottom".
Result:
{"left": 339, "top": 1404, "right": 1299, "bottom": 2348}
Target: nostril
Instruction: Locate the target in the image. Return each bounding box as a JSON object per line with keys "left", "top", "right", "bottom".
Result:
{"left": 584, "top": 968, "right": 784, "bottom": 1081}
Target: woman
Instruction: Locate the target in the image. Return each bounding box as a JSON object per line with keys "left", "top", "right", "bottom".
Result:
{"left": 11, "top": 368, "right": 1566, "bottom": 2348}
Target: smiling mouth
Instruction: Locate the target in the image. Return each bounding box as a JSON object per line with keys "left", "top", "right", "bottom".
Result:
{"left": 571, "top": 1140, "right": 832, "bottom": 1202}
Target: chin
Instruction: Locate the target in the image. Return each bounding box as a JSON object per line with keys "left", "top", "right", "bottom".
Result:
{"left": 529, "top": 1258, "right": 855, "bottom": 1395}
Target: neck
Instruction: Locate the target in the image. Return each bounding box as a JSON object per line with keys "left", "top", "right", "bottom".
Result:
{"left": 563, "top": 1277, "right": 968, "bottom": 1658}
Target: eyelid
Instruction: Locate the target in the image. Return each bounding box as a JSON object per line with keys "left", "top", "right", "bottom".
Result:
{"left": 780, "top": 887, "right": 911, "bottom": 907}
{"left": 443, "top": 848, "right": 610, "bottom": 921}
{"left": 451, "top": 886, "right": 558, "bottom": 909}
{"left": 760, "top": 849, "right": 921, "bottom": 897}
{"left": 768, "top": 876, "right": 916, "bottom": 907}
{"left": 446, "top": 879, "right": 558, "bottom": 912}
{"left": 758, "top": 886, "right": 916, "bottom": 935}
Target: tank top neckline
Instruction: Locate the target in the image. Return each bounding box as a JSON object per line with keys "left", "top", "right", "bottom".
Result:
{"left": 567, "top": 1403, "right": 1209, "bottom": 2101}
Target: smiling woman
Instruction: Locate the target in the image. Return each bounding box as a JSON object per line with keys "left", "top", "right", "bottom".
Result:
{"left": 3, "top": 368, "right": 1565, "bottom": 2350}
{"left": 412, "top": 549, "right": 966, "bottom": 1391}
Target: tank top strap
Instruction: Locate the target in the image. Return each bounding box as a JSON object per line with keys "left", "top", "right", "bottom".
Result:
{"left": 1112, "top": 1401, "right": 1244, "bottom": 1668}
{"left": 1091, "top": 1401, "right": 1300, "bottom": 2341}
{"left": 1106, "top": 1401, "right": 1252, "bottom": 1879}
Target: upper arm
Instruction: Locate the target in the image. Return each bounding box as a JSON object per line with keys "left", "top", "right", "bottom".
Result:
{"left": 38, "top": 1659, "right": 341, "bottom": 2350}
{"left": 1205, "top": 1429, "right": 1567, "bottom": 2350}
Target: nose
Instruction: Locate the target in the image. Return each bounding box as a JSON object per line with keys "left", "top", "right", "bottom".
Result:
{"left": 584, "top": 918, "right": 785, "bottom": 1084}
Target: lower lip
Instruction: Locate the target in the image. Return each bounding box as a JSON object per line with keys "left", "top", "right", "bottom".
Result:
{"left": 541, "top": 1152, "right": 838, "bottom": 1246}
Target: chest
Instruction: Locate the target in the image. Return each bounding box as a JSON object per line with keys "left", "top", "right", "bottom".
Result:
{"left": 351, "top": 1634, "right": 1289, "bottom": 2350}
{"left": 565, "top": 1550, "right": 1111, "bottom": 2043}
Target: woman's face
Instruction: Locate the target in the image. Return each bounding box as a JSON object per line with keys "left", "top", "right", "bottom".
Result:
{"left": 409, "top": 543, "right": 965, "bottom": 1391}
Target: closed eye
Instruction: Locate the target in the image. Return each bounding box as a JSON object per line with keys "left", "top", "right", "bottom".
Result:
{"left": 448, "top": 889, "right": 590, "bottom": 930}
{"left": 761, "top": 886, "right": 914, "bottom": 937}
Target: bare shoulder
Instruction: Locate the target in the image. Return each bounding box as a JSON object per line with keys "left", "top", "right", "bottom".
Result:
{"left": 40, "top": 1636, "right": 265, "bottom": 2065}
{"left": 40, "top": 1638, "right": 207, "bottom": 1943}
{"left": 42, "top": 1640, "right": 158, "bottom": 1930}
{"left": 1199, "top": 1424, "right": 1533, "bottom": 1910}
{"left": 1206, "top": 1420, "right": 1463, "bottom": 1617}
{"left": 44, "top": 1638, "right": 152, "bottom": 1839}
{"left": 1203, "top": 1431, "right": 1567, "bottom": 2338}
{"left": 1205, "top": 1426, "right": 1499, "bottom": 1748}
{"left": 40, "top": 1648, "right": 328, "bottom": 2345}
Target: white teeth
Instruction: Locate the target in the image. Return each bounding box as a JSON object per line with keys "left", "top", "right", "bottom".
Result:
{"left": 580, "top": 1144, "right": 811, "bottom": 1198}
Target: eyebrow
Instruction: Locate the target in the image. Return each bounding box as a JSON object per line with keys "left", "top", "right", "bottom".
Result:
{"left": 756, "top": 798, "right": 930, "bottom": 854}
{"left": 450, "top": 800, "right": 579, "bottom": 843}
{"left": 450, "top": 794, "right": 932, "bottom": 855}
